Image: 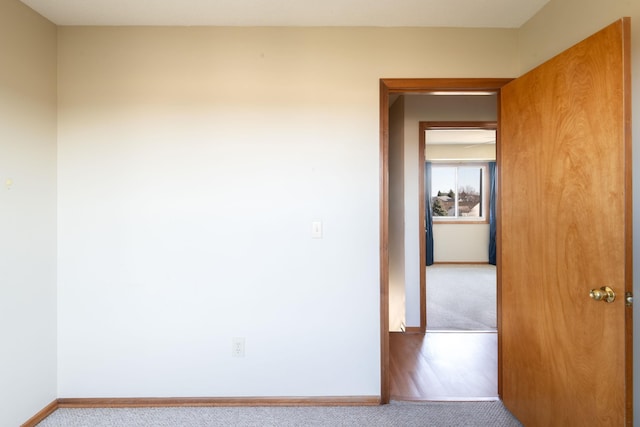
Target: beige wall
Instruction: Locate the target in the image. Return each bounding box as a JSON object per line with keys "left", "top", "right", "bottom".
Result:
{"left": 56, "top": 26, "right": 518, "bottom": 397}
{"left": 518, "top": 1, "right": 636, "bottom": 73}
{"left": 0, "top": 1, "right": 57, "bottom": 425}
{"left": 388, "top": 96, "right": 406, "bottom": 331}
{"left": 426, "top": 144, "right": 496, "bottom": 161}
{"left": 518, "top": 0, "right": 639, "bottom": 416}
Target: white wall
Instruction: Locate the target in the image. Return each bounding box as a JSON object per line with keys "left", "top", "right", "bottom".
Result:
{"left": 518, "top": 0, "right": 639, "bottom": 417}
{"left": 388, "top": 96, "right": 406, "bottom": 331}
{"left": 403, "top": 95, "right": 497, "bottom": 327}
{"left": 0, "top": 1, "right": 57, "bottom": 425}
{"left": 56, "top": 26, "right": 518, "bottom": 397}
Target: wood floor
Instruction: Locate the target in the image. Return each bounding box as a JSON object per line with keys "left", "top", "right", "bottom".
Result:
{"left": 389, "top": 331, "right": 498, "bottom": 401}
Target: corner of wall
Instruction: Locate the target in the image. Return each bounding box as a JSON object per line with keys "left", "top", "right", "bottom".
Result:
{"left": 0, "top": 1, "right": 59, "bottom": 425}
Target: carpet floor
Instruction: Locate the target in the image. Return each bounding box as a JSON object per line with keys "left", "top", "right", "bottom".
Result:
{"left": 427, "top": 265, "right": 496, "bottom": 331}
{"left": 37, "top": 401, "right": 522, "bottom": 426}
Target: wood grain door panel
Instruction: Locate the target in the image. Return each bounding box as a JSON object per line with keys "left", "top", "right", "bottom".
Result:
{"left": 500, "top": 18, "right": 632, "bottom": 426}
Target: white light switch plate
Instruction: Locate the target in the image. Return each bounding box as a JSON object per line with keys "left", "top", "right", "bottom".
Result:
{"left": 311, "top": 221, "right": 323, "bottom": 239}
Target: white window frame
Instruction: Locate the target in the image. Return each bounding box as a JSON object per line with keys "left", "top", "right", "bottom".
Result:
{"left": 431, "top": 163, "right": 489, "bottom": 223}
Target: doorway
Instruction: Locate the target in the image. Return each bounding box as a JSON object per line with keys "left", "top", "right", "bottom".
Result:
{"left": 379, "top": 78, "right": 512, "bottom": 403}
{"left": 390, "top": 111, "right": 500, "bottom": 400}
{"left": 420, "top": 122, "right": 497, "bottom": 333}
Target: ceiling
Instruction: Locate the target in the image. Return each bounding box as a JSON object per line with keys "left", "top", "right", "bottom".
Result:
{"left": 20, "top": 0, "right": 550, "bottom": 27}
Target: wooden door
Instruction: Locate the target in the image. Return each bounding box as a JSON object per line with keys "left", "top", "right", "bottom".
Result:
{"left": 500, "top": 18, "right": 632, "bottom": 426}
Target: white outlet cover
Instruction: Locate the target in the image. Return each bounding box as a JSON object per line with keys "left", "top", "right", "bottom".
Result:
{"left": 232, "top": 337, "right": 245, "bottom": 358}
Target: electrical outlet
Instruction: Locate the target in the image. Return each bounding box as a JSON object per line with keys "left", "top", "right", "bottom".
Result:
{"left": 232, "top": 337, "right": 245, "bottom": 358}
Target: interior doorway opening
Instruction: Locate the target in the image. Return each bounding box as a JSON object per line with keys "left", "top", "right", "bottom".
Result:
{"left": 421, "top": 121, "right": 497, "bottom": 334}
{"left": 389, "top": 111, "right": 500, "bottom": 401}
{"left": 379, "top": 78, "right": 512, "bottom": 404}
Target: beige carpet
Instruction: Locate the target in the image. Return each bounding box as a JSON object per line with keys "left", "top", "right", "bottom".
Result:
{"left": 36, "top": 401, "right": 521, "bottom": 426}
{"left": 427, "top": 264, "right": 496, "bottom": 331}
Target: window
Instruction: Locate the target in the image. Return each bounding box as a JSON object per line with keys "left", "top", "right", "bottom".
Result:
{"left": 431, "top": 164, "right": 486, "bottom": 221}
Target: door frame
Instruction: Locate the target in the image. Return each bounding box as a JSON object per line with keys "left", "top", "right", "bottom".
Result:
{"left": 418, "top": 120, "right": 498, "bottom": 333}
{"left": 379, "top": 78, "right": 512, "bottom": 403}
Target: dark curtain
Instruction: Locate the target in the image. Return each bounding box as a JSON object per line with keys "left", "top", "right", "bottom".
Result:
{"left": 488, "top": 161, "right": 497, "bottom": 265}
{"left": 425, "top": 162, "right": 434, "bottom": 266}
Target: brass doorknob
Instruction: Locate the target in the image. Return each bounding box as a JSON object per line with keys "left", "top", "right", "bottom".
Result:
{"left": 590, "top": 286, "right": 616, "bottom": 303}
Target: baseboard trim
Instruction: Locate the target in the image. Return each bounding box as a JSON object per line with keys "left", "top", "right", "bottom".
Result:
{"left": 23, "top": 395, "right": 380, "bottom": 424}
{"left": 21, "top": 399, "right": 59, "bottom": 427}
{"left": 57, "top": 396, "right": 381, "bottom": 408}
{"left": 432, "top": 262, "right": 491, "bottom": 265}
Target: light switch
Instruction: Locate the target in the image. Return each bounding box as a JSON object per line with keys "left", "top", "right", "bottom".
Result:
{"left": 311, "top": 221, "right": 323, "bottom": 239}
